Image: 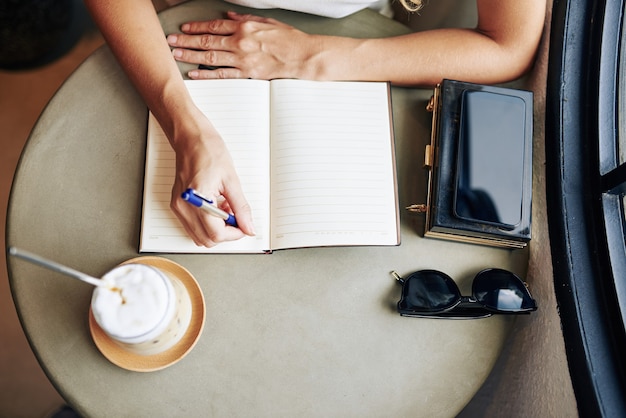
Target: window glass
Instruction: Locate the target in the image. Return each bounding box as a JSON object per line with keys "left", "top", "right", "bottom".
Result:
{"left": 618, "top": 16, "right": 625, "bottom": 222}
{"left": 617, "top": 11, "right": 626, "bottom": 164}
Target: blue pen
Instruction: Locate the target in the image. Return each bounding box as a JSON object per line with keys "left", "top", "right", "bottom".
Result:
{"left": 181, "top": 188, "right": 238, "bottom": 228}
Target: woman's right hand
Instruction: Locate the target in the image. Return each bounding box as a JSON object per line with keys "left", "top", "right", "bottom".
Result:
{"left": 168, "top": 111, "right": 255, "bottom": 247}
{"left": 83, "top": 0, "right": 255, "bottom": 247}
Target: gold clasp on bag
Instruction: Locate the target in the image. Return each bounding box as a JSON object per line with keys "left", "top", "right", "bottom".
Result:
{"left": 404, "top": 91, "right": 440, "bottom": 216}
{"left": 406, "top": 204, "right": 427, "bottom": 213}
{"left": 426, "top": 94, "right": 436, "bottom": 112}
{"left": 423, "top": 144, "right": 433, "bottom": 169}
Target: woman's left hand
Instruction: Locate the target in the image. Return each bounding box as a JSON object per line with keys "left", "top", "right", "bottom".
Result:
{"left": 167, "top": 11, "right": 321, "bottom": 80}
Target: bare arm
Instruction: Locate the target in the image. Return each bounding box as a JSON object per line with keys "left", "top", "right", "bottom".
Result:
{"left": 168, "top": 0, "right": 546, "bottom": 86}
{"left": 84, "top": 0, "right": 255, "bottom": 247}
{"left": 313, "top": 0, "right": 546, "bottom": 85}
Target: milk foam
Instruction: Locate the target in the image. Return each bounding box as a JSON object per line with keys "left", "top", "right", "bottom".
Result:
{"left": 91, "top": 264, "right": 173, "bottom": 341}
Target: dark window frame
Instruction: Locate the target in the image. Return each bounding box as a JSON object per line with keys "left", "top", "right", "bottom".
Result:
{"left": 546, "top": 0, "right": 626, "bottom": 416}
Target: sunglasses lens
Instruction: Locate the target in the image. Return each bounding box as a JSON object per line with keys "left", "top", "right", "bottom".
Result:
{"left": 398, "top": 270, "right": 461, "bottom": 313}
{"left": 473, "top": 269, "right": 536, "bottom": 312}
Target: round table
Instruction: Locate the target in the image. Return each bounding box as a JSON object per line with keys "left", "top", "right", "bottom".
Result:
{"left": 6, "top": 1, "right": 528, "bottom": 416}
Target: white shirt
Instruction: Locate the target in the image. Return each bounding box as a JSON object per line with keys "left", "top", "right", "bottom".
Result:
{"left": 225, "top": 0, "right": 392, "bottom": 18}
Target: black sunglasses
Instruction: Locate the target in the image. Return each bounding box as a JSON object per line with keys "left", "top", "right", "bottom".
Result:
{"left": 391, "top": 268, "right": 537, "bottom": 319}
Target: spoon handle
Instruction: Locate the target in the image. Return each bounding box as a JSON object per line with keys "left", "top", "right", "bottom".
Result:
{"left": 8, "top": 247, "right": 107, "bottom": 288}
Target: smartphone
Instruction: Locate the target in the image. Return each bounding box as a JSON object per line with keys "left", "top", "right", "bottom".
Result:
{"left": 453, "top": 90, "right": 528, "bottom": 229}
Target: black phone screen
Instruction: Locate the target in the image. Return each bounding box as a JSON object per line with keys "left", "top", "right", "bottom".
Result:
{"left": 454, "top": 90, "right": 528, "bottom": 229}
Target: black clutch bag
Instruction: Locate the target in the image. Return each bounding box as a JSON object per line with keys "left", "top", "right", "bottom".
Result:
{"left": 409, "top": 79, "right": 533, "bottom": 249}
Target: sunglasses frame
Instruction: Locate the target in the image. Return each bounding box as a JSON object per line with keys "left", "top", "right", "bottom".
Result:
{"left": 392, "top": 268, "right": 537, "bottom": 319}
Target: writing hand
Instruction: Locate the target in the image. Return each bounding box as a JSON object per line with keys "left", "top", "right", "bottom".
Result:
{"left": 167, "top": 11, "right": 320, "bottom": 80}
{"left": 169, "top": 112, "right": 255, "bottom": 247}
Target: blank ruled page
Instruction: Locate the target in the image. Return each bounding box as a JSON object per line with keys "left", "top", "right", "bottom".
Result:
{"left": 269, "top": 80, "right": 399, "bottom": 250}
{"left": 140, "top": 79, "right": 271, "bottom": 253}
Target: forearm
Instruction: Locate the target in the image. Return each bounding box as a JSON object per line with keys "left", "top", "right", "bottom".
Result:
{"left": 310, "top": 0, "right": 545, "bottom": 86}
{"left": 311, "top": 28, "right": 531, "bottom": 86}
{"left": 84, "top": 0, "right": 205, "bottom": 146}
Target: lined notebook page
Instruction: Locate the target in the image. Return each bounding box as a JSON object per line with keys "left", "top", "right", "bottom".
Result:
{"left": 269, "top": 80, "right": 399, "bottom": 250}
{"left": 140, "top": 79, "right": 271, "bottom": 253}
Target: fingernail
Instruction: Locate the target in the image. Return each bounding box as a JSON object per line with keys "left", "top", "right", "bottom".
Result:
{"left": 167, "top": 34, "right": 177, "bottom": 44}
{"left": 188, "top": 70, "right": 199, "bottom": 78}
{"left": 181, "top": 23, "right": 190, "bottom": 32}
{"left": 172, "top": 49, "right": 183, "bottom": 58}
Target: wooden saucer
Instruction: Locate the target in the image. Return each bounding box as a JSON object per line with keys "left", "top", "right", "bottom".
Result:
{"left": 89, "top": 256, "right": 205, "bottom": 372}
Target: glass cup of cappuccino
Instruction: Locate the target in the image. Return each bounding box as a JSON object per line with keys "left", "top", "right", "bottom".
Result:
{"left": 90, "top": 263, "right": 192, "bottom": 356}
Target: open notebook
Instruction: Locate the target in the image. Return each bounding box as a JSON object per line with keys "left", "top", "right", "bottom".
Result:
{"left": 140, "top": 79, "right": 399, "bottom": 253}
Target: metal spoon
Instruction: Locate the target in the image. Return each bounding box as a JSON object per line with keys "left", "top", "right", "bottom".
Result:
{"left": 8, "top": 246, "right": 109, "bottom": 288}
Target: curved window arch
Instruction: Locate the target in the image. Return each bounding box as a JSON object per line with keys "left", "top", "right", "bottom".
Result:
{"left": 546, "top": 0, "right": 626, "bottom": 416}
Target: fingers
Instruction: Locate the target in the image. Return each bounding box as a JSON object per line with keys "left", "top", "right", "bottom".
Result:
{"left": 170, "top": 191, "right": 239, "bottom": 247}
{"left": 168, "top": 35, "right": 245, "bottom": 78}
{"left": 171, "top": 47, "right": 237, "bottom": 67}
{"left": 221, "top": 183, "right": 255, "bottom": 237}
{"left": 166, "top": 18, "right": 237, "bottom": 59}
{"left": 167, "top": 12, "right": 295, "bottom": 80}
{"left": 167, "top": 12, "right": 285, "bottom": 52}
{"left": 178, "top": 18, "right": 240, "bottom": 35}
{"left": 173, "top": 13, "right": 283, "bottom": 35}
{"left": 171, "top": 192, "right": 250, "bottom": 248}
{"left": 187, "top": 67, "right": 245, "bottom": 80}
{"left": 168, "top": 33, "right": 229, "bottom": 52}
{"left": 167, "top": 25, "right": 241, "bottom": 77}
